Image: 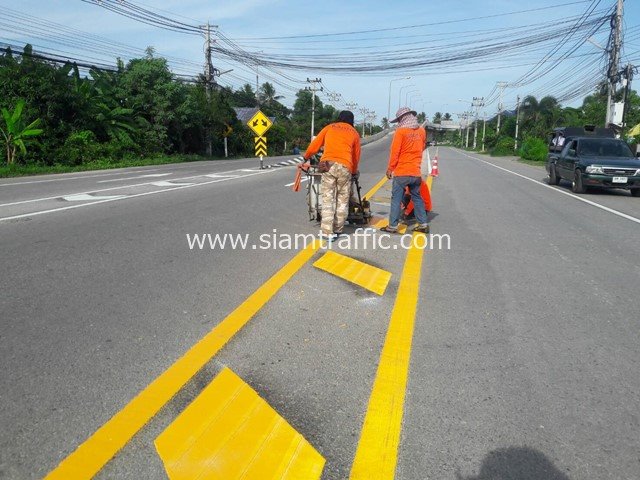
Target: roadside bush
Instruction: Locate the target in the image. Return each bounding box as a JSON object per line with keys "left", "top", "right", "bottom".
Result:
{"left": 99, "top": 136, "right": 141, "bottom": 162}
{"left": 490, "top": 136, "right": 515, "bottom": 156}
{"left": 519, "top": 137, "right": 548, "bottom": 162}
{"left": 59, "top": 130, "right": 101, "bottom": 165}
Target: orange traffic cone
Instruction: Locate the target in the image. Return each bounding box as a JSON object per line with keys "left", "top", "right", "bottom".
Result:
{"left": 431, "top": 155, "right": 439, "bottom": 177}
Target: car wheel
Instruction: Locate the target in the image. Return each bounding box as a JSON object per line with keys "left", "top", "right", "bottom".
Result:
{"left": 548, "top": 164, "right": 560, "bottom": 185}
{"left": 631, "top": 188, "right": 640, "bottom": 197}
{"left": 572, "top": 169, "right": 587, "bottom": 194}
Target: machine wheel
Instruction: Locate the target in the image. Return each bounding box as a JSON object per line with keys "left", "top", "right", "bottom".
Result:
{"left": 548, "top": 164, "right": 561, "bottom": 185}
{"left": 572, "top": 170, "right": 587, "bottom": 194}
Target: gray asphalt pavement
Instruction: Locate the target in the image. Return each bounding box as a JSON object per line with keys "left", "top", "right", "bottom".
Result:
{"left": 1, "top": 141, "right": 639, "bottom": 479}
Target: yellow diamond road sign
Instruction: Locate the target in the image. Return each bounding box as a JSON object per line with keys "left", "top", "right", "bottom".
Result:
{"left": 247, "top": 110, "right": 273, "bottom": 136}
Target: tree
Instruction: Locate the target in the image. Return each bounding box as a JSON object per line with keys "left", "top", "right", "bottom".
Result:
{"left": 1, "top": 99, "right": 43, "bottom": 164}
{"left": 381, "top": 117, "right": 389, "bottom": 129}
{"left": 117, "top": 56, "right": 184, "bottom": 152}
{"left": 417, "top": 112, "right": 426, "bottom": 123}
{"left": 230, "top": 84, "right": 258, "bottom": 108}
{"left": 432, "top": 112, "right": 442, "bottom": 124}
{"left": 520, "top": 95, "right": 560, "bottom": 137}
{"left": 581, "top": 91, "right": 607, "bottom": 126}
{"left": 443, "top": 112, "right": 452, "bottom": 121}
{"left": 257, "top": 82, "right": 289, "bottom": 121}
{"left": 258, "top": 82, "right": 283, "bottom": 106}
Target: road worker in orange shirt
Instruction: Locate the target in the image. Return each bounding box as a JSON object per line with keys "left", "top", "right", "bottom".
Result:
{"left": 304, "top": 111, "right": 361, "bottom": 238}
{"left": 381, "top": 107, "right": 429, "bottom": 234}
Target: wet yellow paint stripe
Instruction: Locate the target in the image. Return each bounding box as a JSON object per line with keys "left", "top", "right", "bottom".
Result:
{"left": 363, "top": 175, "right": 389, "bottom": 199}
{"left": 45, "top": 241, "right": 323, "bottom": 480}
{"left": 313, "top": 251, "right": 392, "bottom": 296}
{"left": 349, "top": 233, "right": 426, "bottom": 480}
{"left": 155, "top": 367, "right": 325, "bottom": 480}
{"left": 373, "top": 218, "right": 407, "bottom": 234}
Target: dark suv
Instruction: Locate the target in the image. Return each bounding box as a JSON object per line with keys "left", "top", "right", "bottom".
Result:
{"left": 546, "top": 127, "right": 640, "bottom": 196}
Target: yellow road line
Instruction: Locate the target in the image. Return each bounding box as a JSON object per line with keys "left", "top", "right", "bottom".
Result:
{"left": 45, "top": 241, "right": 322, "bottom": 480}
{"left": 349, "top": 234, "right": 426, "bottom": 480}
{"left": 155, "top": 367, "right": 325, "bottom": 480}
{"left": 363, "top": 175, "right": 389, "bottom": 199}
{"left": 313, "top": 251, "right": 392, "bottom": 296}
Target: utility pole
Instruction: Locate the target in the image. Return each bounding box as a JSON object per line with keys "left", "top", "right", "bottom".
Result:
{"left": 254, "top": 50, "right": 264, "bottom": 107}
{"left": 346, "top": 101, "right": 358, "bottom": 117}
{"left": 369, "top": 113, "right": 376, "bottom": 135}
{"left": 202, "top": 21, "right": 218, "bottom": 157}
{"left": 359, "top": 107, "right": 369, "bottom": 137}
{"left": 464, "top": 111, "right": 472, "bottom": 148}
{"left": 456, "top": 113, "right": 464, "bottom": 145}
{"left": 326, "top": 91, "right": 342, "bottom": 106}
{"left": 482, "top": 113, "right": 487, "bottom": 152}
{"left": 621, "top": 63, "right": 635, "bottom": 135}
{"left": 305, "top": 78, "right": 322, "bottom": 141}
{"left": 472, "top": 96, "right": 484, "bottom": 149}
{"left": 514, "top": 95, "right": 521, "bottom": 152}
{"left": 496, "top": 81, "right": 508, "bottom": 134}
{"left": 606, "top": 0, "right": 624, "bottom": 127}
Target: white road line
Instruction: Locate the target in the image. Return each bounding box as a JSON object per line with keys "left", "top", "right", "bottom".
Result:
{"left": 97, "top": 173, "right": 172, "bottom": 183}
{"left": 63, "top": 194, "right": 126, "bottom": 201}
{"left": 151, "top": 181, "right": 194, "bottom": 187}
{"left": 284, "top": 177, "right": 309, "bottom": 187}
{"left": 0, "top": 169, "right": 162, "bottom": 187}
{"left": 0, "top": 169, "right": 278, "bottom": 223}
{"left": 456, "top": 149, "right": 640, "bottom": 226}
{"left": 0, "top": 168, "right": 262, "bottom": 208}
{"left": 204, "top": 174, "right": 240, "bottom": 178}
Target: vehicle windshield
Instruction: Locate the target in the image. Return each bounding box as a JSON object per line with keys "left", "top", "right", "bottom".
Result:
{"left": 578, "top": 139, "right": 634, "bottom": 157}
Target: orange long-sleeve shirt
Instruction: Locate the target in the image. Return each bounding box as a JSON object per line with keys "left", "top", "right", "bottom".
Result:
{"left": 304, "top": 122, "right": 361, "bottom": 174}
{"left": 387, "top": 127, "right": 427, "bottom": 177}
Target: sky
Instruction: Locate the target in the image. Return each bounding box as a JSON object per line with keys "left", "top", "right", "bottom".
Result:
{"left": 2, "top": 0, "right": 640, "bottom": 124}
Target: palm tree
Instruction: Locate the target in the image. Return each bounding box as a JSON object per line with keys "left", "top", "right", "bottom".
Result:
{"left": 433, "top": 111, "right": 442, "bottom": 124}
{"left": 258, "top": 82, "right": 283, "bottom": 107}
{"left": 443, "top": 112, "right": 452, "bottom": 121}
{"left": 521, "top": 95, "right": 560, "bottom": 137}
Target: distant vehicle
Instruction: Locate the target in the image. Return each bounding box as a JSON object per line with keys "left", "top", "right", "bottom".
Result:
{"left": 546, "top": 126, "right": 640, "bottom": 196}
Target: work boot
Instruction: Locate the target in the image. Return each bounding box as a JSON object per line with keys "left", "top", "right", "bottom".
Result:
{"left": 413, "top": 223, "right": 430, "bottom": 234}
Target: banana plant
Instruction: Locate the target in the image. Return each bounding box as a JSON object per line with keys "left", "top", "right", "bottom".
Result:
{"left": 1, "top": 100, "right": 43, "bottom": 164}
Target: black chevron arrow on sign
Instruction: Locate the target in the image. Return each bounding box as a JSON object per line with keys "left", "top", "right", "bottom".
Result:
{"left": 254, "top": 136, "right": 267, "bottom": 156}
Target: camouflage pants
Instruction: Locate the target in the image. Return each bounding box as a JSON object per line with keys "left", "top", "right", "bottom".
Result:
{"left": 321, "top": 162, "right": 352, "bottom": 235}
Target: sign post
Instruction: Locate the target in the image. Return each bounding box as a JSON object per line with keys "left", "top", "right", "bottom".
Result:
{"left": 246, "top": 110, "right": 273, "bottom": 169}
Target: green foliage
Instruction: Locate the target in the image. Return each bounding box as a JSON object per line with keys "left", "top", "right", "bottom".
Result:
{"left": 491, "top": 136, "right": 515, "bottom": 156}
{"left": 60, "top": 130, "right": 100, "bottom": 165}
{"left": 518, "top": 137, "right": 548, "bottom": 162}
{"left": 1, "top": 99, "right": 43, "bottom": 164}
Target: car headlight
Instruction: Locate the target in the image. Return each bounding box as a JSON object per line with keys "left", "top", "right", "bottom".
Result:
{"left": 586, "top": 165, "right": 604, "bottom": 174}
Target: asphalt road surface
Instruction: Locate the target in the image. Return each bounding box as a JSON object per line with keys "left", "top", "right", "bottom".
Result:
{"left": 1, "top": 138, "right": 639, "bottom": 480}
